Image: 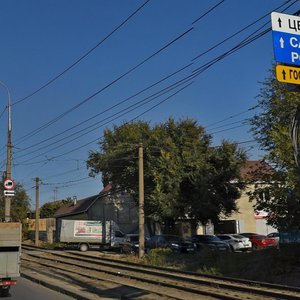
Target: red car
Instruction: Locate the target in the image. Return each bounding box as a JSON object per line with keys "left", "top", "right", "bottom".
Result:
{"left": 240, "top": 233, "right": 278, "bottom": 250}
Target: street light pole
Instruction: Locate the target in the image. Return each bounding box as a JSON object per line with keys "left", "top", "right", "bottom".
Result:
{"left": 0, "top": 81, "right": 12, "bottom": 222}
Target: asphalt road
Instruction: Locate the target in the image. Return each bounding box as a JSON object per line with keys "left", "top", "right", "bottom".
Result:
{"left": 4, "top": 277, "right": 74, "bottom": 300}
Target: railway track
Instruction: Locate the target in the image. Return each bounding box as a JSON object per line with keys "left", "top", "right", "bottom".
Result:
{"left": 21, "top": 244, "right": 300, "bottom": 299}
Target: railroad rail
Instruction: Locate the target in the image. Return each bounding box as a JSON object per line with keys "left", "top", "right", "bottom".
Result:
{"left": 21, "top": 244, "right": 300, "bottom": 300}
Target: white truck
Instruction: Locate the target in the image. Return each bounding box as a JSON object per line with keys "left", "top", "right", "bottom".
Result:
{"left": 59, "top": 220, "right": 125, "bottom": 251}
{"left": 0, "top": 222, "right": 21, "bottom": 297}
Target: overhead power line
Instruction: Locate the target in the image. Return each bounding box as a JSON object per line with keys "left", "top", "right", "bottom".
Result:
{"left": 15, "top": 63, "right": 193, "bottom": 155}
{"left": 14, "top": 27, "right": 194, "bottom": 146}
{"left": 16, "top": 82, "right": 193, "bottom": 165}
{"left": 205, "top": 105, "right": 259, "bottom": 129}
{"left": 11, "top": 1, "right": 299, "bottom": 169}
{"left": 11, "top": 15, "right": 279, "bottom": 165}
{"left": 12, "top": 0, "right": 151, "bottom": 106}
{"left": 192, "top": 0, "right": 225, "bottom": 25}
{"left": 192, "top": 0, "right": 294, "bottom": 61}
{"left": 11, "top": 0, "right": 232, "bottom": 151}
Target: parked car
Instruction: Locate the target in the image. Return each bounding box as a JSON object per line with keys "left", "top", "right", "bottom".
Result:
{"left": 239, "top": 232, "right": 259, "bottom": 238}
{"left": 119, "top": 234, "right": 139, "bottom": 254}
{"left": 119, "top": 234, "right": 149, "bottom": 254}
{"left": 190, "top": 235, "right": 230, "bottom": 251}
{"left": 146, "top": 235, "right": 195, "bottom": 253}
{"left": 216, "top": 234, "right": 252, "bottom": 252}
{"left": 240, "top": 233, "right": 278, "bottom": 250}
{"left": 267, "top": 232, "right": 280, "bottom": 242}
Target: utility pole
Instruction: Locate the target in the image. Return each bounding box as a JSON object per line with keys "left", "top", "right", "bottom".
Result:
{"left": 0, "top": 81, "right": 12, "bottom": 223}
{"left": 138, "top": 143, "right": 145, "bottom": 258}
{"left": 35, "top": 177, "right": 40, "bottom": 246}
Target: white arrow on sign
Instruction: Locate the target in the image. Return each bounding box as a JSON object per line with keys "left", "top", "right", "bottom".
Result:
{"left": 4, "top": 190, "right": 15, "bottom": 197}
{"left": 279, "top": 37, "right": 284, "bottom": 48}
{"left": 271, "top": 12, "right": 300, "bottom": 36}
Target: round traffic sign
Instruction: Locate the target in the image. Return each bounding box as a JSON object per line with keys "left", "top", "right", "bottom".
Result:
{"left": 4, "top": 179, "right": 15, "bottom": 190}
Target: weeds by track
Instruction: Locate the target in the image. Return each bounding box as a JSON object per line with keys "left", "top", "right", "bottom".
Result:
{"left": 21, "top": 244, "right": 300, "bottom": 300}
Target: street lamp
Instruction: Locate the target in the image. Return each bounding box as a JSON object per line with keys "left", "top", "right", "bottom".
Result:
{"left": 0, "top": 81, "right": 12, "bottom": 222}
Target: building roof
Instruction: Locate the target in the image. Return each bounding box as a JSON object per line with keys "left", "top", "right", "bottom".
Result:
{"left": 54, "top": 184, "right": 113, "bottom": 218}
{"left": 240, "top": 160, "right": 275, "bottom": 181}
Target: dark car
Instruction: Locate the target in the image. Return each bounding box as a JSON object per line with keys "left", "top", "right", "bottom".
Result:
{"left": 119, "top": 234, "right": 140, "bottom": 254}
{"left": 119, "top": 234, "right": 149, "bottom": 254}
{"left": 191, "top": 235, "right": 230, "bottom": 251}
{"left": 146, "top": 235, "right": 195, "bottom": 253}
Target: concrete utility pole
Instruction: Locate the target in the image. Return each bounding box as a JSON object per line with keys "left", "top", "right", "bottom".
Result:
{"left": 0, "top": 81, "right": 12, "bottom": 223}
{"left": 138, "top": 143, "right": 145, "bottom": 258}
{"left": 35, "top": 177, "right": 40, "bottom": 246}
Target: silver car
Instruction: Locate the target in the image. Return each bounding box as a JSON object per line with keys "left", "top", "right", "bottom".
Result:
{"left": 217, "top": 234, "right": 252, "bottom": 252}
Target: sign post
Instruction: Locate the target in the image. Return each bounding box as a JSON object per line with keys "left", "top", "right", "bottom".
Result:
{"left": 3, "top": 179, "right": 15, "bottom": 198}
{"left": 4, "top": 179, "right": 14, "bottom": 190}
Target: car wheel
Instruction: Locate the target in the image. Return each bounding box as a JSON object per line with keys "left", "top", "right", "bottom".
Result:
{"left": 0, "top": 287, "right": 10, "bottom": 297}
{"left": 79, "top": 243, "right": 88, "bottom": 252}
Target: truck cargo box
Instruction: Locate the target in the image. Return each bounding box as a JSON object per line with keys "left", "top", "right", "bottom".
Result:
{"left": 59, "top": 220, "right": 124, "bottom": 247}
{"left": 0, "top": 223, "right": 21, "bottom": 279}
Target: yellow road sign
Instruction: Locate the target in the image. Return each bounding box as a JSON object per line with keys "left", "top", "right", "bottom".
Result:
{"left": 276, "top": 65, "right": 300, "bottom": 85}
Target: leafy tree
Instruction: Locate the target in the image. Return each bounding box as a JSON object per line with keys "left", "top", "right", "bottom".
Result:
{"left": 0, "top": 182, "right": 31, "bottom": 222}
{"left": 87, "top": 118, "right": 246, "bottom": 233}
{"left": 180, "top": 141, "right": 246, "bottom": 225}
{"left": 40, "top": 198, "right": 73, "bottom": 218}
{"left": 249, "top": 67, "right": 300, "bottom": 230}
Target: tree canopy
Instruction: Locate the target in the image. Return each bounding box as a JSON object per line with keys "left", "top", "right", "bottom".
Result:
{"left": 249, "top": 68, "right": 300, "bottom": 230}
{"left": 0, "top": 182, "right": 31, "bottom": 222}
{"left": 87, "top": 118, "right": 246, "bottom": 231}
{"left": 40, "top": 198, "right": 73, "bottom": 218}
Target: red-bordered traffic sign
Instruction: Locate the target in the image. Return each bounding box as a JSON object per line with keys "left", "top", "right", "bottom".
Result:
{"left": 4, "top": 179, "right": 15, "bottom": 190}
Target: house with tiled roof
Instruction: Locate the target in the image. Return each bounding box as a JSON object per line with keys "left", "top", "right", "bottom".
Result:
{"left": 214, "top": 160, "right": 277, "bottom": 235}
{"left": 54, "top": 184, "right": 138, "bottom": 241}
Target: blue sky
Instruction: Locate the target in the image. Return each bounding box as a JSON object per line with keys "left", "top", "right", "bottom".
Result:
{"left": 0, "top": 0, "right": 298, "bottom": 208}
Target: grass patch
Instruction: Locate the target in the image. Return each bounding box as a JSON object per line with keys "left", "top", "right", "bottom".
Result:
{"left": 140, "top": 246, "right": 300, "bottom": 287}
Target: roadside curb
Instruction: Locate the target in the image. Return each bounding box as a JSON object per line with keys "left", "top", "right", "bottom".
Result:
{"left": 21, "top": 272, "right": 90, "bottom": 300}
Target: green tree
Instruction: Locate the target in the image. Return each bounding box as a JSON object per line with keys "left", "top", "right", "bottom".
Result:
{"left": 87, "top": 118, "right": 246, "bottom": 232}
{"left": 249, "top": 68, "right": 300, "bottom": 230}
{"left": 0, "top": 182, "right": 31, "bottom": 222}
{"left": 40, "top": 198, "right": 73, "bottom": 218}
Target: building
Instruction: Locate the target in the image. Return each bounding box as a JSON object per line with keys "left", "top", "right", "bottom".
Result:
{"left": 54, "top": 184, "right": 138, "bottom": 240}
{"left": 214, "top": 160, "right": 277, "bottom": 235}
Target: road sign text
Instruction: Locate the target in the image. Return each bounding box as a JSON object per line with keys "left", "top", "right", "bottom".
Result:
{"left": 276, "top": 65, "right": 300, "bottom": 84}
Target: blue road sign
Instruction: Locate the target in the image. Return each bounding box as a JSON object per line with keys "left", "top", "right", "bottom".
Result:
{"left": 272, "top": 31, "right": 300, "bottom": 66}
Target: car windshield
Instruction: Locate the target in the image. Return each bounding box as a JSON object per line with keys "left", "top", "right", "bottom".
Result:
{"left": 129, "top": 236, "right": 139, "bottom": 242}
{"left": 256, "top": 235, "right": 268, "bottom": 239}
{"left": 217, "top": 235, "right": 229, "bottom": 240}
{"left": 195, "top": 235, "right": 220, "bottom": 242}
{"left": 164, "top": 236, "right": 183, "bottom": 242}
{"left": 232, "top": 234, "right": 245, "bottom": 239}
